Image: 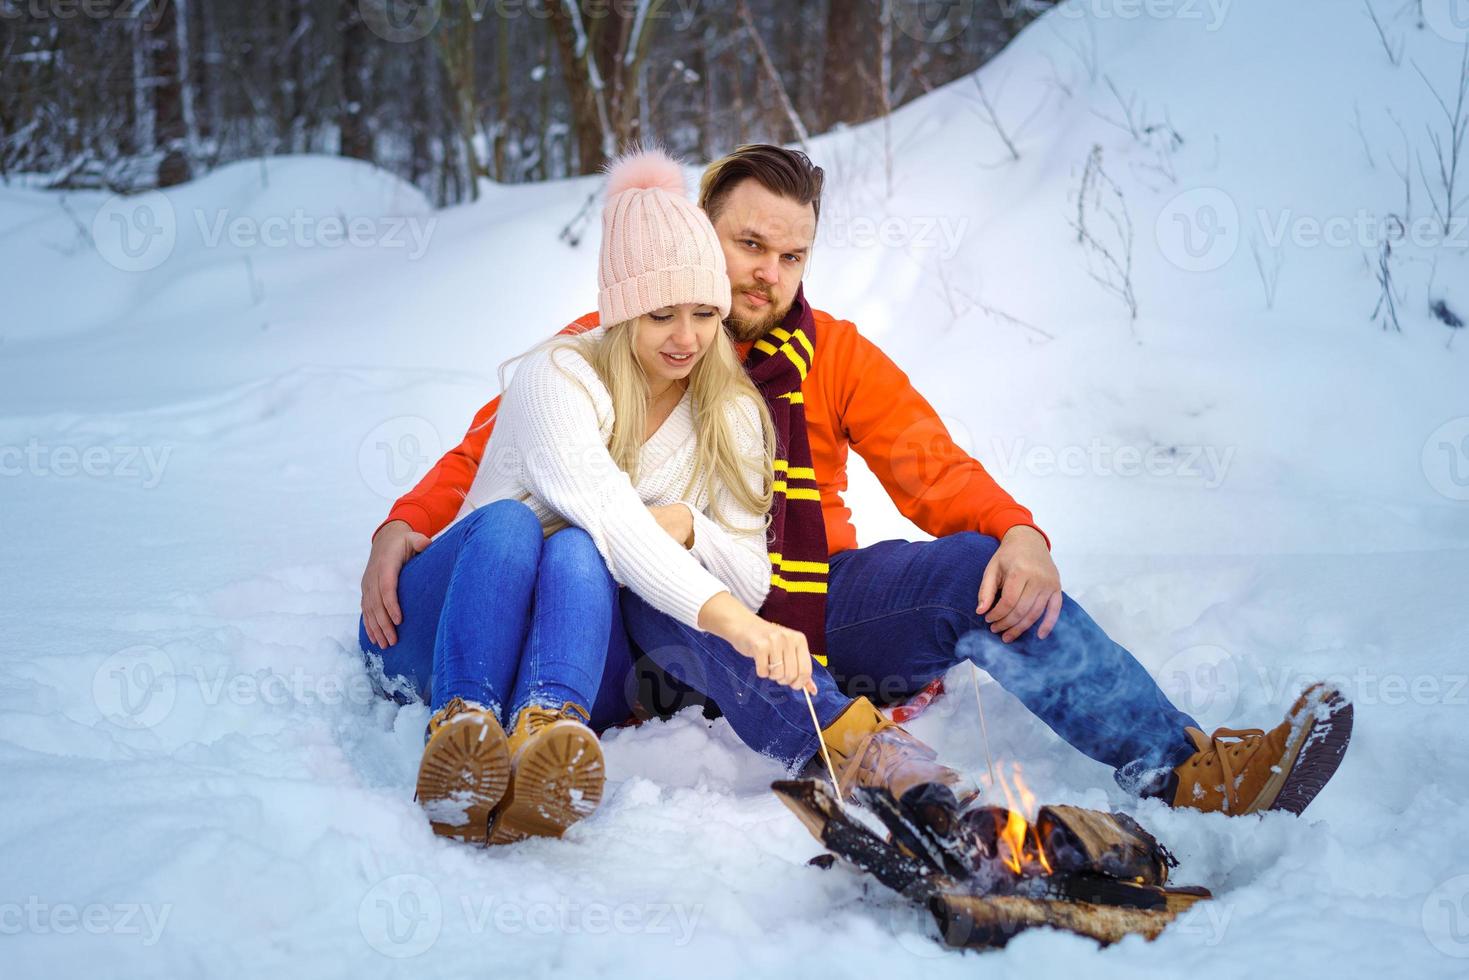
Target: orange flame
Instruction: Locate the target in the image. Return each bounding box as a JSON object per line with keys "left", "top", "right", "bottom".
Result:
{"left": 990, "top": 763, "right": 1053, "bottom": 876}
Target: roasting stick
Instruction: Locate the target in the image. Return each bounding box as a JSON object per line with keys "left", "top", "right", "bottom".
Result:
{"left": 803, "top": 689, "right": 843, "bottom": 795}
{"left": 971, "top": 662, "right": 999, "bottom": 791}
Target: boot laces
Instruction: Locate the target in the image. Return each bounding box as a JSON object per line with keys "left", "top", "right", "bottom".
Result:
{"left": 1185, "top": 726, "right": 1267, "bottom": 810}
{"left": 520, "top": 701, "right": 591, "bottom": 736}
{"left": 426, "top": 696, "right": 480, "bottom": 741}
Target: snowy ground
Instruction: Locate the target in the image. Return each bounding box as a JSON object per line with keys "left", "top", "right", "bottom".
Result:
{"left": 4, "top": 1, "right": 1469, "bottom": 977}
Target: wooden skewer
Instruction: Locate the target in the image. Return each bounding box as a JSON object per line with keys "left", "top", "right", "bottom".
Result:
{"left": 971, "top": 662, "right": 999, "bottom": 791}
{"left": 804, "top": 688, "right": 843, "bottom": 796}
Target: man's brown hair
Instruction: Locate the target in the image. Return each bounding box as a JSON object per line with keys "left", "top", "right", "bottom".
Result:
{"left": 698, "top": 144, "right": 825, "bottom": 230}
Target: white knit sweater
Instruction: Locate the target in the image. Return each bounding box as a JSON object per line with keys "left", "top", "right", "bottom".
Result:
{"left": 448, "top": 329, "right": 772, "bottom": 628}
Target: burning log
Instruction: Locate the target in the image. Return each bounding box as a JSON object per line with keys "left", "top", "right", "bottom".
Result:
{"left": 1036, "top": 804, "right": 1176, "bottom": 886}
{"left": 772, "top": 779, "right": 1210, "bottom": 951}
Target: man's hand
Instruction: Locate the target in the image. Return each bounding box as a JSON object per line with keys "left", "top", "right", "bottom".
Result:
{"left": 976, "top": 525, "right": 1062, "bottom": 643}
{"left": 361, "top": 520, "right": 430, "bottom": 648}
{"left": 647, "top": 503, "right": 694, "bottom": 548}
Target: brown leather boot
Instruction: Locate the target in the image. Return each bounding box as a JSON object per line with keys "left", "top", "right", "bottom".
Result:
{"left": 489, "top": 702, "right": 606, "bottom": 844}
{"left": 1171, "top": 682, "right": 1352, "bottom": 816}
{"left": 817, "top": 696, "right": 966, "bottom": 805}
{"left": 415, "top": 697, "right": 511, "bottom": 843}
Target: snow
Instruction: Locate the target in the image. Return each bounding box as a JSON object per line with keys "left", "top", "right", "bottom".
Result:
{"left": 3, "top": 1, "right": 1469, "bottom": 976}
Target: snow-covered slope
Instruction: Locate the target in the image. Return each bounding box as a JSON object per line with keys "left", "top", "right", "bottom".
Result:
{"left": 3, "top": 2, "right": 1468, "bottom": 976}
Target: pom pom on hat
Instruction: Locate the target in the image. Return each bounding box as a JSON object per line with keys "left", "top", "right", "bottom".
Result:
{"left": 605, "top": 147, "right": 687, "bottom": 198}
{"left": 597, "top": 146, "right": 729, "bottom": 324}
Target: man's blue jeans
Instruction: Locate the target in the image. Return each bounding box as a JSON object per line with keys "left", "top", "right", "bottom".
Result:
{"left": 358, "top": 500, "right": 637, "bottom": 731}
{"left": 620, "top": 532, "right": 1201, "bottom": 787}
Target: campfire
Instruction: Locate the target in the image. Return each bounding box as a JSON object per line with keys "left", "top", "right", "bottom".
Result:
{"left": 772, "top": 771, "right": 1210, "bottom": 950}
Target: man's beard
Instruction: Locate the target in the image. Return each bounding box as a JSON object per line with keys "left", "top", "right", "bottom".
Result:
{"left": 724, "top": 286, "right": 793, "bottom": 342}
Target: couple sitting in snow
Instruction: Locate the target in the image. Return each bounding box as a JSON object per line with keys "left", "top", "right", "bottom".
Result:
{"left": 357, "top": 144, "right": 1352, "bottom": 846}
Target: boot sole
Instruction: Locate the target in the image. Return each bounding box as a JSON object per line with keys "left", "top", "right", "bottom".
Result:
{"left": 415, "top": 712, "right": 511, "bottom": 843}
{"left": 1253, "top": 684, "right": 1353, "bottom": 816}
{"left": 489, "top": 721, "right": 605, "bottom": 844}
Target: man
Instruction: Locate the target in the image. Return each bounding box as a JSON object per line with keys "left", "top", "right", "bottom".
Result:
{"left": 362, "top": 145, "right": 1351, "bottom": 818}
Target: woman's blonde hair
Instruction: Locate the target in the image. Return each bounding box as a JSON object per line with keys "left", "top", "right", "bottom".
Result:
{"left": 497, "top": 318, "right": 776, "bottom": 535}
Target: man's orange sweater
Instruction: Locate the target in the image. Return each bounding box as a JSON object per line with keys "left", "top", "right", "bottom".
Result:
{"left": 380, "top": 308, "right": 1048, "bottom": 556}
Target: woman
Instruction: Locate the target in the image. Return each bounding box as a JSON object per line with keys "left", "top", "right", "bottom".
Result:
{"left": 359, "top": 149, "right": 816, "bottom": 847}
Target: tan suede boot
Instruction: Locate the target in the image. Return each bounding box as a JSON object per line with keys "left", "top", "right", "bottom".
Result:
{"left": 1171, "top": 682, "right": 1352, "bottom": 816}
{"left": 817, "top": 696, "right": 965, "bottom": 804}
{"left": 488, "top": 702, "right": 606, "bottom": 844}
{"left": 415, "top": 697, "right": 511, "bottom": 843}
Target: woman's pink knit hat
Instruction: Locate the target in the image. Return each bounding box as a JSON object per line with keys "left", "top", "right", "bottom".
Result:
{"left": 598, "top": 148, "right": 730, "bottom": 325}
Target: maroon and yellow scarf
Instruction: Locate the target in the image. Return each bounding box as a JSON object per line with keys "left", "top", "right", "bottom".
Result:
{"left": 744, "top": 285, "right": 829, "bottom": 665}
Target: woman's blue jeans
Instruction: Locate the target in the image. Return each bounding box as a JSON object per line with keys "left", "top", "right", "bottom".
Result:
{"left": 358, "top": 499, "right": 637, "bottom": 731}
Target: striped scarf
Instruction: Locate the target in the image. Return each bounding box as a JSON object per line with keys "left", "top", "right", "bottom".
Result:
{"left": 744, "top": 285, "right": 829, "bottom": 665}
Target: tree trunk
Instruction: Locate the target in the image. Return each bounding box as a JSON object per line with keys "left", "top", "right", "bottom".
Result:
{"left": 338, "top": 0, "right": 372, "bottom": 161}
{"left": 819, "top": 0, "right": 876, "bottom": 129}
{"left": 545, "top": 0, "right": 614, "bottom": 174}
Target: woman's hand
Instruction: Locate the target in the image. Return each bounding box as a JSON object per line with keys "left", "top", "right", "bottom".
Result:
{"left": 697, "top": 592, "right": 816, "bottom": 694}
{"left": 361, "top": 520, "right": 430, "bottom": 647}
{"left": 647, "top": 503, "right": 694, "bottom": 548}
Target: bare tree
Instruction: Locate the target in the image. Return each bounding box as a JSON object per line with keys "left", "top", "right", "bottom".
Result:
{"left": 1069, "top": 144, "right": 1138, "bottom": 324}
{"left": 1414, "top": 44, "right": 1469, "bottom": 237}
